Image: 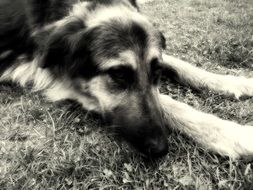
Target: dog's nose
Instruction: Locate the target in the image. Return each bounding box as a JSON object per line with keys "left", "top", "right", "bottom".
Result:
{"left": 145, "top": 137, "right": 168, "bottom": 158}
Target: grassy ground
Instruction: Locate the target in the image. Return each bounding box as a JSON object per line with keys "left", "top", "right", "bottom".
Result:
{"left": 1, "top": 0, "right": 253, "bottom": 189}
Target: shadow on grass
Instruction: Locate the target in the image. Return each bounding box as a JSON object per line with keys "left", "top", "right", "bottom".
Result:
{"left": 0, "top": 81, "right": 26, "bottom": 104}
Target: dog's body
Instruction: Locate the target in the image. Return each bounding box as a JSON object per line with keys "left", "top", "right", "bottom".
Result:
{"left": 0, "top": 0, "right": 253, "bottom": 159}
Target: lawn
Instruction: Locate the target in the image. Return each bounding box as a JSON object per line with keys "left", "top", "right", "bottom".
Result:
{"left": 1, "top": 0, "right": 253, "bottom": 189}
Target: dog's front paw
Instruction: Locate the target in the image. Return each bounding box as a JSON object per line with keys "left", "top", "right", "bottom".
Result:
{"left": 225, "top": 76, "right": 253, "bottom": 100}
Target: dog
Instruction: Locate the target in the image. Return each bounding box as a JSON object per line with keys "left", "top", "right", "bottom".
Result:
{"left": 0, "top": 0, "right": 253, "bottom": 159}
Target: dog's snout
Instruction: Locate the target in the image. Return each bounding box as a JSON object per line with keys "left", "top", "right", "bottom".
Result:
{"left": 145, "top": 137, "right": 168, "bottom": 158}
{"left": 110, "top": 94, "right": 168, "bottom": 158}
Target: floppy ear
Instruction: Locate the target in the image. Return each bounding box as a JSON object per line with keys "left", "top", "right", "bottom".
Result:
{"left": 40, "top": 19, "right": 95, "bottom": 78}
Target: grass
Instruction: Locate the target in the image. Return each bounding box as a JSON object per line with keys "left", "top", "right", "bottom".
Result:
{"left": 0, "top": 0, "right": 253, "bottom": 189}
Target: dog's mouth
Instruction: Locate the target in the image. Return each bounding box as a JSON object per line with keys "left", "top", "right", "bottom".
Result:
{"left": 117, "top": 127, "right": 169, "bottom": 158}
{"left": 133, "top": 135, "right": 169, "bottom": 158}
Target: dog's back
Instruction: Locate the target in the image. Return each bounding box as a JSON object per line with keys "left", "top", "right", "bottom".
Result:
{"left": 0, "top": 0, "right": 75, "bottom": 74}
{"left": 0, "top": 0, "right": 31, "bottom": 72}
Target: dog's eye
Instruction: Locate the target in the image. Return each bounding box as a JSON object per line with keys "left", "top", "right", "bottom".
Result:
{"left": 150, "top": 58, "right": 162, "bottom": 84}
{"left": 107, "top": 66, "right": 134, "bottom": 89}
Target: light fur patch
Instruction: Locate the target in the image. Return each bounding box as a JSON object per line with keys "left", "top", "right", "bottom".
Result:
{"left": 87, "top": 76, "right": 127, "bottom": 112}
{"left": 0, "top": 58, "right": 101, "bottom": 112}
{"left": 71, "top": 2, "right": 91, "bottom": 21}
{"left": 138, "top": 0, "right": 154, "bottom": 4}
{"left": 1, "top": 58, "right": 53, "bottom": 90}
{"left": 100, "top": 50, "right": 137, "bottom": 70}
{"left": 146, "top": 48, "right": 161, "bottom": 63}
{"left": 159, "top": 94, "right": 253, "bottom": 159}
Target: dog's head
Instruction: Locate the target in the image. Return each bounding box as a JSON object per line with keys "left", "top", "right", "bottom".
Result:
{"left": 40, "top": 0, "right": 168, "bottom": 158}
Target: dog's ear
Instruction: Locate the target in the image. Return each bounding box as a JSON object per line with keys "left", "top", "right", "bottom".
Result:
{"left": 40, "top": 19, "right": 96, "bottom": 78}
{"left": 159, "top": 31, "right": 166, "bottom": 49}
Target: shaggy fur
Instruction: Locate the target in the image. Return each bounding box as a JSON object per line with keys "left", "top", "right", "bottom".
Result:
{"left": 0, "top": 0, "right": 253, "bottom": 159}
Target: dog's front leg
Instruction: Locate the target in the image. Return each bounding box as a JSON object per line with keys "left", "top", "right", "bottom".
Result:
{"left": 161, "top": 53, "right": 253, "bottom": 99}
{"left": 159, "top": 94, "right": 253, "bottom": 159}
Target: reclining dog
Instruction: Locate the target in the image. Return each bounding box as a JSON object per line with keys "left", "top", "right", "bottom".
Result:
{"left": 0, "top": 0, "right": 253, "bottom": 159}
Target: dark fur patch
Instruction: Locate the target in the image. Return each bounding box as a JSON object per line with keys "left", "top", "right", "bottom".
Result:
{"left": 86, "top": 0, "right": 138, "bottom": 8}
{"left": 40, "top": 19, "right": 100, "bottom": 79}
{"left": 159, "top": 32, "right": 166, "bottom": 49}
{"left": 126, "top": 0, "right": 138, "bottom": 7}
{"left": 0, "top": 0, "right": 74, "bottom": 74}
{"left": 86, "top": 20, "right": 148, "bottom": 59}
{"left": 0, "top": 51, "right": 17, "bottom": 75}
{"left": 130, "top": 22, "right": 148, "bottom": 58}
{"left": 25, "top": 0, "right": 74, "bottom": 27}
{"left": 161, "top": 64, "right": 179, "bottom": 82}
{"left": 0, "top": 1, "right": 34, "bottom": 73}
{"left": 105, "top": 65, "right": 137, "bottom": 90}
